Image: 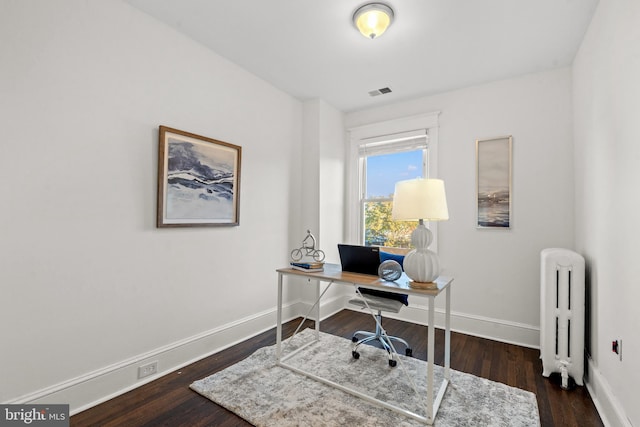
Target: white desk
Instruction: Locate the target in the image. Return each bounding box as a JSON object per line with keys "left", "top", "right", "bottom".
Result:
{"left": 276, "top": 263, "right": 453, "bottom": 425}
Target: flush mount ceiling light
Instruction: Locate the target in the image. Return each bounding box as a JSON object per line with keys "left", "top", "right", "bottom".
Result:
{"left": 353, "top": 3, "right": 394, "bottom": 39}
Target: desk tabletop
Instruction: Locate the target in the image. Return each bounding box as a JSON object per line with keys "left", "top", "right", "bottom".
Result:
{"left": 277, "top": 263, "right": 452, "bottom": 296}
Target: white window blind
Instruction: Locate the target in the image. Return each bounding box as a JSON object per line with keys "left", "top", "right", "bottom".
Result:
{"left": 358, "top": 130, "right": 428, "bottom": 157}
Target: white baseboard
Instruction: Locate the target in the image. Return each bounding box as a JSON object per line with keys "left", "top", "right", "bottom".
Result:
{"left": 585, "top": 357, "right": 632, "bottom": 427}
{"left": 7, "top": 300, "right": 306, "bottom": 415}
{"left": 345, "top": 296, "right": 540, "bottom": 349}
{"left": 8, "top": 295, "right": 539, "bottom": 416}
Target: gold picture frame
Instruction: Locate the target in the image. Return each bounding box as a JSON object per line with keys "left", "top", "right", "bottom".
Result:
{"left": 157, "top": 126, "right": 241, "bottom": 227}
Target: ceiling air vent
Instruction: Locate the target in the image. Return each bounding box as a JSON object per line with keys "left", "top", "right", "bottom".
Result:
{"left": 368, "top": 87, "right": 392, "bottom": 97}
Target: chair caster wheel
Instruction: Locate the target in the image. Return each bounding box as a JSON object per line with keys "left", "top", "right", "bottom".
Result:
{"left": 352, "top": 351, "right": 360, "bottom": 360}
{"left": 405, "top": 348, "right": 413, "bottom": 357}
{"left": 389, "top": 359, "right": 397, "bottom": 367}
{"left": 351, "top": 336, "right": 358, "bottom": 343}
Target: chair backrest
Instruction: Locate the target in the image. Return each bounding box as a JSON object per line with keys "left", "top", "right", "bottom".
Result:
{"left": 380, "top": 251, "right": 405, "bottom": 268}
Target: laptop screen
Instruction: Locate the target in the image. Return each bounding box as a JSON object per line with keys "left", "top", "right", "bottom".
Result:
{"left": 337, "top": 244, "right": 380, "bottom": 275}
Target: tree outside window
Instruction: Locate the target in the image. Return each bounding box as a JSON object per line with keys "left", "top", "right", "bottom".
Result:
{"left": 364, "top": 200, "right": 416, "bottom": 248}
{"left": 361, "top": 147, "right": 426, "bottom": 249}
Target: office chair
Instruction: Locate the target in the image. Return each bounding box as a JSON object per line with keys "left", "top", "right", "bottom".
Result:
{"left": 349, "top": 252, "right": 412, "bottom": 367}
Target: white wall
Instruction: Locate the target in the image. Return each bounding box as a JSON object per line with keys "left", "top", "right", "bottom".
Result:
{"left": 345, "top": 68, "right": 575, "bottom": 347}
{"left": 0, "top": 0, "right": 302, "bottom": 410}
{"left": 573, "top": 0, "right": 640, "bottom": 425}
{"left": 299, "top": 99, "right": 346, "bottom": 317}
{"left": 300, "top": 99, "right": 345, "bottom": 262}
{"left": 318, "top": 100, "right": 346, "bottom": 266}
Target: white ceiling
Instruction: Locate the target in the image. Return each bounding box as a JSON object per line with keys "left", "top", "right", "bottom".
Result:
{"left": 126, "top": 0, "right": 599, "bottom": 112}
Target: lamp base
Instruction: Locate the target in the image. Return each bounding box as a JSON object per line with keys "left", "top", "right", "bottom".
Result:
{"left": 403, "top": 220, "right": 440, "bottom": 283}
{"left": 408, "top": 280, "right": 438, "bottom": 290}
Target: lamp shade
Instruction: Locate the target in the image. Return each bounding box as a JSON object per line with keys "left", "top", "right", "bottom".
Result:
{"left": 353, "top": 3, "right": 394, "bottom": 39}
{"left": 392, "top": 178, "right": 449, "bottom": 221}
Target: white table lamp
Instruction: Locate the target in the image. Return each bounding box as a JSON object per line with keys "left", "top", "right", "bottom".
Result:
{"left": 392, "top": 178, "right": 449, "bottom": 288}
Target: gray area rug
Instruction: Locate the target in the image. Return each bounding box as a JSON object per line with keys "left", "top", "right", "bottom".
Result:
{"left": 191, "top": 329, "right": 540, "bottom": 426}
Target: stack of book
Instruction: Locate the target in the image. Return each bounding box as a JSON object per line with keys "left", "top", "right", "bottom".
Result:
{"left": 290, "top": 261, "right": 325, "bottom": 272}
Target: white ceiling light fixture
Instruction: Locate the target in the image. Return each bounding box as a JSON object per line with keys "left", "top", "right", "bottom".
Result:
{"left": 353, "top": 3, "right": 394, "bottom": 39}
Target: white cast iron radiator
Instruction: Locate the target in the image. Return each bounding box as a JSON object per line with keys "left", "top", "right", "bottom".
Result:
{"left": 540, "top": 248, "right": 585, "bottom": 388}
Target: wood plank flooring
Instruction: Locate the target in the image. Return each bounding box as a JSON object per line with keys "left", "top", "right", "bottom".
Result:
{"left": 71, "top": 309, "right": 603, "bottom": 426}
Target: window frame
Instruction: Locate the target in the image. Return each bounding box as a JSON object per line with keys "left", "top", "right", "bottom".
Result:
{"left": 347, "top": 112, "right": 441, "bottom": 250}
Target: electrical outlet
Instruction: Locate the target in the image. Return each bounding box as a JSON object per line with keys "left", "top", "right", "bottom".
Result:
{"left": 618, "top": 339, "right": 622, "bottom": 361}
{"left": 138, "top": 361, "right": 158, "bottom": 379}
{"left": 612, "top": 340, "right": 622, "bottom": 361}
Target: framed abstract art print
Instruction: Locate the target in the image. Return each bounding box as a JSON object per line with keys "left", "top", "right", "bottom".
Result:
{"left": 476, "top": 135, "right": 512, "bottom": 229}
{"left": 157, "top": 126, "right": 241, "bottom": 227}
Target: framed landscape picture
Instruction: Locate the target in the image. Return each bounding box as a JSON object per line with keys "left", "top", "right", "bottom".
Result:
{"left": 476, "top": 135, "right": 512, "bottom": 229}
{"left": 157, "top": 126, "right": 241, "bottom": 227}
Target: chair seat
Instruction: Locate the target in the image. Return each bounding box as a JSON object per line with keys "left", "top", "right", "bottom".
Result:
{"left": 348, "top": 294, "right": 404, "bottom": 313}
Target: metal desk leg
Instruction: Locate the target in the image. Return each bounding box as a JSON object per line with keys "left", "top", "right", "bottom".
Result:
{"left": 314, "top": 279, "right": 320, "bottom": 340}
{"left": 445, "top": 285, "right": 451, "bottom": 380}
{"left": 276, "top": 273, "right": 283, "bottom": 362}
{"left": 427, "top": 295, "right": 435, "bottom": 424}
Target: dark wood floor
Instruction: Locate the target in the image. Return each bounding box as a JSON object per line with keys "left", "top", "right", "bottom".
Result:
{"left": 71, "top": 310, "right": 602, "bottom": 426}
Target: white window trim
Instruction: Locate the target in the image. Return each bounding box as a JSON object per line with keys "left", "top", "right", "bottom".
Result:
{"left": 346, "top": 112, "right": 441, "bottom": 248}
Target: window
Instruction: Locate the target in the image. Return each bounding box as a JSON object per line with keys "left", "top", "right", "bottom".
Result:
{"left": 359, "top": 135, "right": 428, "bottom": 249}
{"left": 347, "top": 112, "right": 440, "bottom": 251}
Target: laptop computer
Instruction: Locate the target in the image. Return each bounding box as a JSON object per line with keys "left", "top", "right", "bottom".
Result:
{"left": 337, "top": 244, "right": 380, "bottom": 275}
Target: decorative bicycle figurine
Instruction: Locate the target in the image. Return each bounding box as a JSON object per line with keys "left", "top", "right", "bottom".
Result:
{"left": 290, "top": 230, "right": 325, "bottom": 262}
